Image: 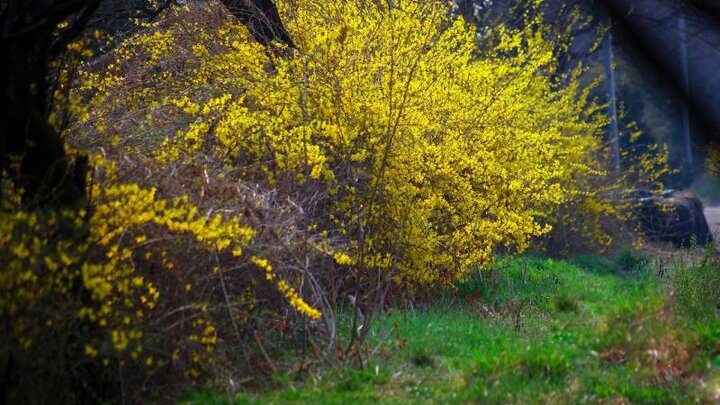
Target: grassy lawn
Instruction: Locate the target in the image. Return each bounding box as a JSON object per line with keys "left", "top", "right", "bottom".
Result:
{"left": 185, "top": 252, "right": 720, "bottom": 404}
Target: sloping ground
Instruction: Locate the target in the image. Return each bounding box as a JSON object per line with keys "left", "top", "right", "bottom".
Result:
{"left": 184, "top": 254, "right": 720, "bottom": 404}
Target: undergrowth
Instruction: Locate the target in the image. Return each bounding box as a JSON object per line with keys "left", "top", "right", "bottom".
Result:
{"left": 184, "top": 251, "right": 720, "bottom": 404}
{"left": 672, "top": 242, "right": 720, "bottom": 318}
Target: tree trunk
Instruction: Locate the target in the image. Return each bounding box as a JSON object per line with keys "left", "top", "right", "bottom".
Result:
{"left": 678, "top": 13, "right": 693, "bottom": 168}
{"left": 0, "top": 1, "right": 93, "bottom": 209}
{"left": 603, "top": 29, "right": 620, "bottom": 173}
{"left": 220, "top": 0, "right": 294, "bottom": 47}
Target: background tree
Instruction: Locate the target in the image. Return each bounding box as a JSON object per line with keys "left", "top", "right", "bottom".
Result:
{"left": 468, "top": 0, "right": 720, "bottom": 184}
{"left": 0, "top": 0, "right": 100, "bottom": 208}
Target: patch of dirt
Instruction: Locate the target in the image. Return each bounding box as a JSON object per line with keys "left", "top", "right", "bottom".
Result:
{"left": 599, "top": 346, "right": 628, "bottom": 366}
{"left": 705, "top": 206, "right": 720, "bottom": 235}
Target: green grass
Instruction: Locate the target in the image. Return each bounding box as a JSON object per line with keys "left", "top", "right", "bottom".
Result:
{"left": 183, "top": 251, "right": 720, "bottom": 404}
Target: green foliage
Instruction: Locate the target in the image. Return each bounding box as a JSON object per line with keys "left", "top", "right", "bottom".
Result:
{"left": 554, "top": 292, "right": 579, "bottom": 313}
{"left": 672, "top": 243, "right": 720, "bottom": 317}
{"left": 571, "top": 246, "right": 650, "bottom": 275}
{"left": 198, "top": 256, "right": 720, "bottom": 404}
{"left": 615, "top": 245, "right": 651, "bottom": 273}
{"left": 410, "top": 350, "right": 436, "bottom": 369}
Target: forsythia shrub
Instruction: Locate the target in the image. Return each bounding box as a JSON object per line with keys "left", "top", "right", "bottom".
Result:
{"left": 1, "top": 29, "right": 322, "bottom": 401}
{"left": 3, "top": 0, "right": 674, "bottom": 399}
{"left": 2, "top": 151, "right": 325, "bottom": 399}
{"left": 541, "top": 112, "right": 673, "bottom": 255}
{"left": 0, "top": 154, "right": 259, "bottom": 398}
{"left": 83, "top": 0, "right": 605, "bottom": 287}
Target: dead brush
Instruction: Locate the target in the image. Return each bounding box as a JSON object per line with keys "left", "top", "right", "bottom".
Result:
{"left": 89, "top": 146, "right": 348, "bottom": 385}
{"left": 71, "top": 3, "right": 355, "bottom": 386}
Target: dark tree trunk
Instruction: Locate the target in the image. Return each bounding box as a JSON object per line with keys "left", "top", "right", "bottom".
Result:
{"left": 220, "top": 0, "right": 294, "bottom": 47}
{"left": 0, "top": 0, "right": 97, "bottom": 209}
{"left": 457, "top": 0, "right": 475, "bottom": 21}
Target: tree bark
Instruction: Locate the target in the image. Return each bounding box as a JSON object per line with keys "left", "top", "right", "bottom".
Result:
{"left": 678, "top": 14, "right": 694, "bottom": 167}
{"left": 220, "top": 0, "right": 294, "bottom": 47}
{"left": 603, "top": 29, "right": 620, "bottom": 173}
{"left": 0, "top": 0, "right": 97, "bottom": 208}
